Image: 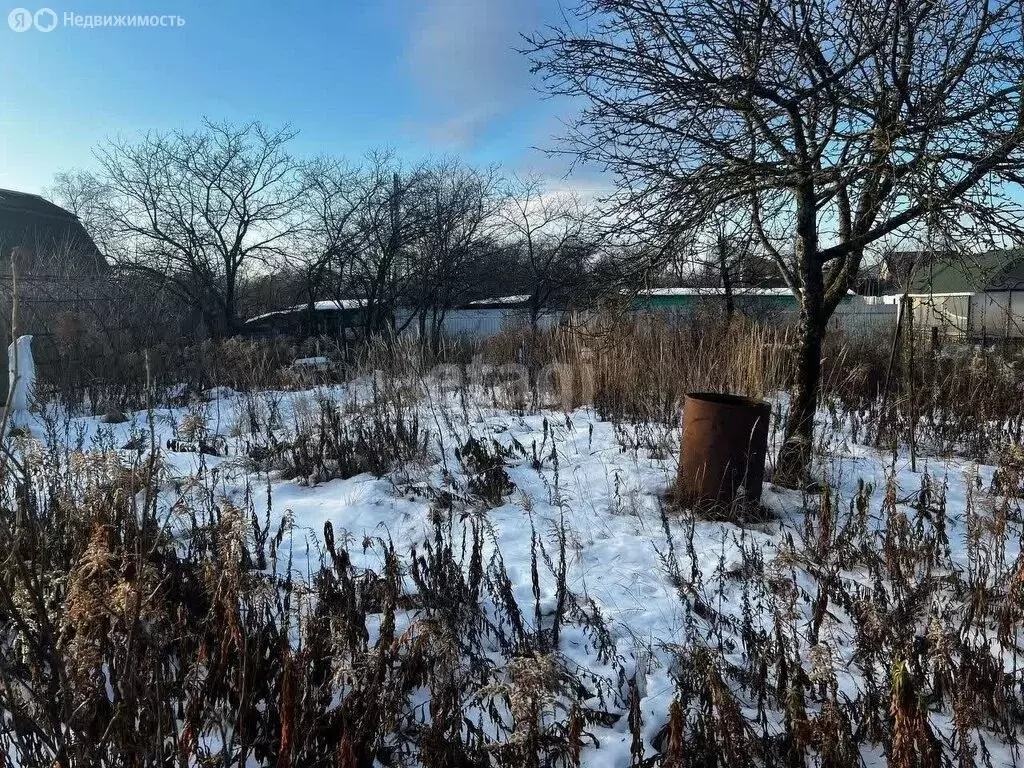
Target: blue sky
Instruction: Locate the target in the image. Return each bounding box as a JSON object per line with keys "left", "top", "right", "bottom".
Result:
{"left": 1, "top": 0, "right": 599, "bottom": 194}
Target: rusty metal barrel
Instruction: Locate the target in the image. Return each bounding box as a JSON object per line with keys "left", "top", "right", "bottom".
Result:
{"left": 677, "top": 392, "right": 771, "bottom": 511}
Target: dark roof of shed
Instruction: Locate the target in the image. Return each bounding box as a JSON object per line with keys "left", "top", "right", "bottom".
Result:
{"left": 0, "top": 188, "right": 106, "bottom": 271}
{"left": 909, "top": 250, "right": 1024, "bottom": 294}
{"left": 0, "top": 189, "right": 80, "bottom": 222}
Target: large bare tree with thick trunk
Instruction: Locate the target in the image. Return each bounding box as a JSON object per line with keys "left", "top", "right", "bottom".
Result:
{"left": 528, "top": 0, "right": 1024, "bottom": 486}
{"left": 95, "top": 120, "right": 304, "bottom": 337}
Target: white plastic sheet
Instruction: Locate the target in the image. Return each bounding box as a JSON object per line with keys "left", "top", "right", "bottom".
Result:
{"left": 7, "top": 334, "right": 35, "bottom": 412}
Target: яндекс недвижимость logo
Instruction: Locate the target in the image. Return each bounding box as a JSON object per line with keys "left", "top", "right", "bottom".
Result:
{"left": 8, "top": 7, "right": 56, "bottom": 30}
{"left": 8, "top": 7, "right": 183, "bottom": 30}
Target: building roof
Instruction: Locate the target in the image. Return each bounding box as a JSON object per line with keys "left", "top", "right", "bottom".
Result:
{"left": 246, "top": 298, "right": 367, "bottom": 324}
{"left": 0, "top": 188, "right": 105, "bottom": 271}
{"left": 639, "top": 286, "right": 796, "bottom": 298}
{"left": 0, "top": 189, "right": 81, "bottom": 222}
{"left": 908, "top": 250, "right": 1024, "bottom": 294}
{"left": 464, "top": 295, "right": 532, "bottom": 309}
{"left": 882, "top": 250, "right": 955, "bottom": 284}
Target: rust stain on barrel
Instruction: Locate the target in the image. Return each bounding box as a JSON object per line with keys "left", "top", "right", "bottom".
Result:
{"left": 678, "top": 392, "right": 771, "bottom": 510}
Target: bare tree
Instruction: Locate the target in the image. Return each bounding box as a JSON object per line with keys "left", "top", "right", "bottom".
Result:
{"left": 405, "top": 159, "right": 501, "bottom": 345}
{"left": 497, "top": 176, "right": 599, "bottom": 331}
{"left": 528, "top": 0, "right": 1024, "bottom": 485}
{"left": 45, "top": 170, "right": 117, "bottom": 258}
{"left": 343, "top": 152, "right": 424, "bottom": 340}
{"left": 291, "top": 156, "right": 371, "bottom": 334}
{"left": 95, "top": 120, "right": 304, "bottom": 337}
{"left": 668, "top": 209, "right": 762, "bottom": 319}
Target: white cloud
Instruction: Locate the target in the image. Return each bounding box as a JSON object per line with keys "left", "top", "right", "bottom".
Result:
{"left": 406, "top": 0, "right": 540, "bottom": 146}
{"left": 427, "top": 103, "right": 505, "bottom": 145}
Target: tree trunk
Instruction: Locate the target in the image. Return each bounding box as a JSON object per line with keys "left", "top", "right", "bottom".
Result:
{"left": 430, "top": 308, "right": 444, "bottom": 357}
{"left": 776, "top": 312, "right": 824, "bottom": 487}
{"left": 305, "top": 284, "right": 317, "bottom": 338}
{"left": 717, "top": 235, "right": 735, "bottom": 321}
{"left": 775, "top": 185, "right": 823, "bottom": 488}
{"left": 204, "top": 298, "right": 230, "bottom": 340}
{"left": 0, "top": 318, "right": 8, "bottom": 404}
{"left": 223, "top": 279, "right": 238, "bottom": 337}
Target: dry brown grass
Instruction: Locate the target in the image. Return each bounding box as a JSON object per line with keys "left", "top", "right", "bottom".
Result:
{"left": 3, "top": 314, "right": 1024, "bottom": 766}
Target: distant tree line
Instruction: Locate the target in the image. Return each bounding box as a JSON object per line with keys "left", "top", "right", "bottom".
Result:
{"left": 45, "top": 122, "right": 627, "bottom": 342}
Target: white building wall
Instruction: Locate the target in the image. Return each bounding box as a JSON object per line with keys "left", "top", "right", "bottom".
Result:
{"left": 828, "top": 302, "right": 899, "bottom": 334}
{"left": 912, "top": 295, "right": 970, "bottom": 336}
{"left": 1012, "top": 293, "right": 1024, "bottom": 337}
{"left": 766, "top": 297, "right": 898, "bottom": 335}
{"left": 398, "top": 309, "right": 562, "bottom": 339}
{"left": 401, "top": 300, "right": 900, "bottom": 341}
{"left": 969, "top": 291, "right": 1024, "bottom": 338}
{"left": 909, "top": 292, "right": 1024, "bottom": 339}
{"left": 442, "top": 309, "right": 508, "bottom": 336}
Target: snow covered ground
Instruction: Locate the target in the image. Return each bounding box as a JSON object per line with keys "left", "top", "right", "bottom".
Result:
{"left": 11, "top": 378, "right": 1024, "bottom": 766}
